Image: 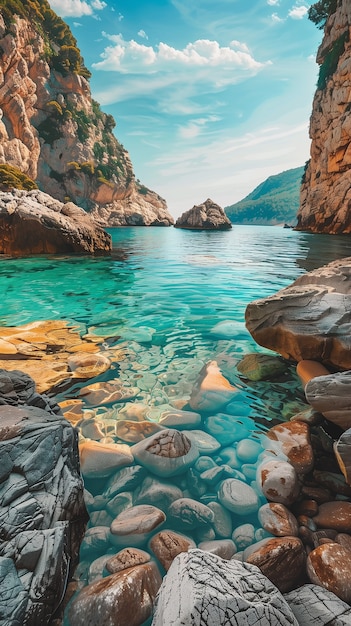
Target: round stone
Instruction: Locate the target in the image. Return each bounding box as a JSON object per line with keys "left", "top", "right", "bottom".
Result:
{"left": 257, "top": 459, "right": 300, "bottom": 506}
{"left": 245, "top": 536, "right": 306, "bottom": 593}
{"left": 131, "top": 429, "right": 199, "bottom": 477}
{"left": 218, "top": 479, "right": 259, "bottom": 516}
{"left": 105, "top": 548, "right": 151, "bottom": 574}
{"left": 167, "top": 498, "right": 215, "bottom": 530}
{"left": 149, "top": 530, "right": 196, "bottom": 571}
{"left": 258, "top": 503, "right": 299, "bottom": 537}
{"left": 307, "top": 543, "right": 351, "bottom": 603}
{"left": 110, "top": 505, "right": 166, "bottom": 547}
{"left": 312, "top": 501, "right": 351, "bottom": 533}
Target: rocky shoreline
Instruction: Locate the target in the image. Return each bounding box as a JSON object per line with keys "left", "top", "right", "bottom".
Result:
{"left": 1, "top": 259, "right": 351, "bottom": 625}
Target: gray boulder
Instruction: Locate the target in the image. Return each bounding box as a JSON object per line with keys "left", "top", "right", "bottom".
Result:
{"left": 285, "top": 584, "right": 351, "bottom": 625}
{"left": 175, "top": 198, "right": 232, "bottom": 230}
{"left": 0, "top": 369, "right": 88, "bottom": 625}
{"left": 151, "top": 548, "right": 298, "bottom": 625}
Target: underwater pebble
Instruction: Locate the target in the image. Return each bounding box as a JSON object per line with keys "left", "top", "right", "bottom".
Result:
{"left": 218, "top": 479, "right": 260, "bottom": 516}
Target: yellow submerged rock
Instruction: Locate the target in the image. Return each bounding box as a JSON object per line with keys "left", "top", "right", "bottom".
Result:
{"left": 0, "top": 320, "right": 115, "bottom": 393}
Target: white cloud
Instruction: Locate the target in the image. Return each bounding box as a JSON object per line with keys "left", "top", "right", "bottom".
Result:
{"left": 271, "top": 12, "right": 284, "bottom": 23}
{"left": 92, "top": 36, "right": 268, "bottom": 90}
{"left": 73, "top": 21, "right": 82, "bottom": 27}
{"left": 267, "top": 0, "right": 279, "bottom": 5}
{"left": 138, "top": 30, "right": 149, "bottom": 40}
{"left": 178, "top": 115, "right": 220, "bottom": 139}
{"left": 48, "top": 0, "right": 105, "bottom": 17}
{"left": 288, "top": 5, "right": 308, "bottom": 19}
{"left": 91, "top": 0, "right": 106, "bottom": 9}
{"left": 230, "top": 40, "right": 250, "bottom": 54}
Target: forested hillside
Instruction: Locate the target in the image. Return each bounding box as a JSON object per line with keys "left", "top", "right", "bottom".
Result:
{"left": 225, "top": 166, "right": 304, "bottom": 225}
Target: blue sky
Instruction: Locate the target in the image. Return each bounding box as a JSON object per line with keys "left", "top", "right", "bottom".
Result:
{"left": 48, "top": 0, "right": 322, "bottom": 217}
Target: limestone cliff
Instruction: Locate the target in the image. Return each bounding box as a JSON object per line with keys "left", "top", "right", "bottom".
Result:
{"left": 0, "top": 2, "right": 174, "bottom": 227}
{"left": 297, "top": 0, "right": 351, "bottom": 233}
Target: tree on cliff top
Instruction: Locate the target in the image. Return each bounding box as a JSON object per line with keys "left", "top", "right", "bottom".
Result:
{"left": 308, "top": 0, "right": 338, "bottom": 28}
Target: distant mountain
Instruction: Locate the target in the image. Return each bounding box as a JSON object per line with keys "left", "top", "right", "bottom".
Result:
{"left": 225, "top": 166, "right": 304, "bottom": 225}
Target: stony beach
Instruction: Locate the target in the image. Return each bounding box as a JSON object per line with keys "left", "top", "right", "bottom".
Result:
{"left": 1, "top": 256, "right": 351, "bottom": 626}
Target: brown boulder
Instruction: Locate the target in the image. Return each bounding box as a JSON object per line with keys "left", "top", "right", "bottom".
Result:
{"left": 245, "top": 258, "right": 351, "bottom": 370}
{"left": 245, "top": 536, "right": 306, "bottom": 593}
{"left": 0, "top": 190, "right": 111, "bottom": 256}
{"left": 68, "top": 562, "right": 162, "bottom": 626}
{"left": 312, "top": 501, "right": 351, "bottom": 533}
{"left": 305, "top": 371, "right": 351, "bottom": 431}
{"left": 307, "top": 543, "right": 351, "bottom": 603}
{"left": 266, "top": 421, "right": 314, "bottom": 475}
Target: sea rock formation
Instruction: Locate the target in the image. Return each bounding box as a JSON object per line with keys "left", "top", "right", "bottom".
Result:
{"left": 0, "top": 6, "right": 174, "bottom": 227}
{"left": 0, "top": 369, "right": 88, "bottom": 624}
{"left": 298, "top": 1, "right": 351, "bottom": 233}
{"left": 245, "top": 257, "right": 351, "bottom": 370}
{"left": 175, "top": 198, "right": 232, "bottom": 230}
{"left": 0, "top": 189, "right": 111, "bottom": 255}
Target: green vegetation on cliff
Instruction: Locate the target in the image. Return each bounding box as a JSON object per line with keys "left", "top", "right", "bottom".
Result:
{"left": 0, "top": 164, "right": 38, "bottom": 191}
{"left": 225, "top": 166, "right": 304, "bottom": 225}
{"left": 308, "top": 0, "right": 338, "bottom": 29}
{"left": 1, "top": 0, "right": 91, "bottom": 77}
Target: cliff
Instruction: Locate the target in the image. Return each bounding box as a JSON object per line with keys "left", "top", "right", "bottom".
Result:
{"left": 225, "top": 167, "right": 303, "bottom": 226}
{"left": 297, "top": 0, "right": 351, "bottom": 233}
{"left": 0, "top": 1, "right": 174, "bottom": 227}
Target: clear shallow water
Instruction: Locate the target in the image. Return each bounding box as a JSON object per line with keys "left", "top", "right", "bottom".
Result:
{"left": 2, "top": 225, "right": 351, "bottom": 429}
{"left": 3, "top": 225, "right": 351, "bottom": 617}
{"left": 2, "top": 225, "right": 351, "bottom": 423}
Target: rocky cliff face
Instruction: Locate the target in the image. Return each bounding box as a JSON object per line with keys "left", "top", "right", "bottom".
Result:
{"left": 0, "top": 3, "right": 174, "bottom": 226}
{"left": 297, "top": 0, "right": 351, "bottom": 233}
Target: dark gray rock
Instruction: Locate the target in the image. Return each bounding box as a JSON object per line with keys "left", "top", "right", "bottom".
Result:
{"left": 175, "top": 198, "right": 232, "bottom": 230}
{"left": 0, "top": 369, "right": 88, "bottom": 625}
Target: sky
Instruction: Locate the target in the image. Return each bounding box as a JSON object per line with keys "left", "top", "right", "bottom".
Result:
{"left": 48, "top": 0, "right": 323, "bottom": 218}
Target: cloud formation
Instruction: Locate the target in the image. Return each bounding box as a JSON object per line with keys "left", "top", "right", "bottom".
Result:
{"left": 49, "top": 0, "right": 106, "bottom": 17}
{"left": 93, "top": 36, "right": 268, "bottom": 88}
{"left": 288, "top": 5, "right": 308, "bottom": 19}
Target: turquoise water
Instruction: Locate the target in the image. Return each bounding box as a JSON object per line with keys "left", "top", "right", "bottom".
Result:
{"left": 2, "top": 224, "right": 351, "bottom": 423}
{"left": 3, "top": 225, "right": 351, "bottom": 619}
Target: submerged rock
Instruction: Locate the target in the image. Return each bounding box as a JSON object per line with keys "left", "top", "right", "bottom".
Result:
{"left": 68, "top": 562, "right": 162, "bottom": 626}
{"left": 175, "top": 198, "right": 232, "bottom": 230}
{"left": 131, "top": 429, "right": 199, "bottom": 477}
{"left": 190, "top": 360, "right": 239, "bottom": 412}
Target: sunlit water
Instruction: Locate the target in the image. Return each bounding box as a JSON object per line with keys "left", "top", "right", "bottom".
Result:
{"left": 2, "top": 225, "right": 351, "bottom": 618}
